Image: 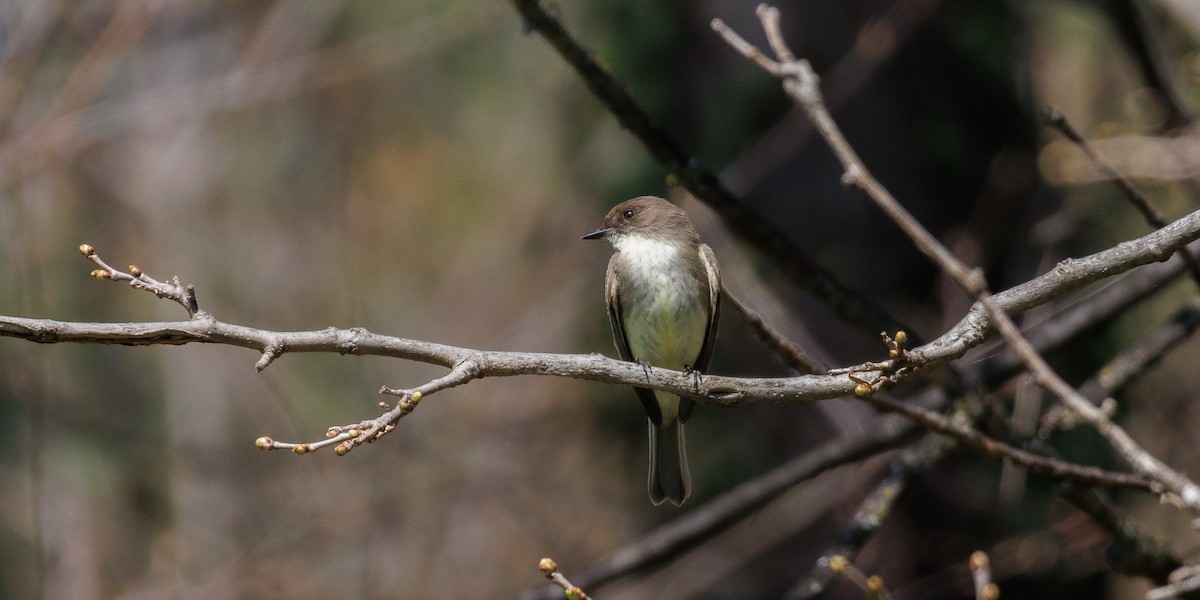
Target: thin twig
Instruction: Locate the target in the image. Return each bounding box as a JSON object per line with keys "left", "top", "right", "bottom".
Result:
{"left": 1062, "top": 298, "right": 1200, "bottom": 432}
{"left": 537, "top": 558, "right": 591, "bottom": 600}
{"left": 861, "top": 393, "right": 1153, "bottom": 491}
{"left": 78, "top": 244, "right": 200, "bottom": 317}
{"left": 722, "top": 286, "right": 825, "bottom": 374}
{"left": 787, "top": 435, "right": 944, "bottom": 599}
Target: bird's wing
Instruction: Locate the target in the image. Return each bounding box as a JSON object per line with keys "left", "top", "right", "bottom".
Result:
{"left": 694, "top": 243, "right": 721, "bottom": 374}
{"left": 680, "top": 243, "right": 720, "bottom": 423}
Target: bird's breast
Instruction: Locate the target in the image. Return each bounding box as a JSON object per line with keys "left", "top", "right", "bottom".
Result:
{"left": 614, "top": 238, "right": 710, "bottom": 369}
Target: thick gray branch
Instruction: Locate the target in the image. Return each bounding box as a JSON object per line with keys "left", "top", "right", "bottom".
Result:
{"left": 0, "top": 314, "right": 855, "bottom": 404}
{"left": 4, "top": 208, "right": 1200, "bottom": 405}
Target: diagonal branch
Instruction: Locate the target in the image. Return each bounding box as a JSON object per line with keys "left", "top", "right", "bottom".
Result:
{"left": 508, "top": 0, "right": 913, "bottom": 341}
{"left": 1044, "top": 106, "right": 1200, "bottom": 288}
{"left": 713, "top": 4, "right": 1200, "bottom": 514}
{"left": 515, "top": 413, "right": 921, "bottom": 600}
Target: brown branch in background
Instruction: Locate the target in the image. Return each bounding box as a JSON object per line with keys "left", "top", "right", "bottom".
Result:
{"left": 0, "top": 0, "right": 164, "bottom": 181}
{"left": 0, "top": 2, "right": 69, "bottom": 139}
{"left": 0, "top": 2, "right": 505, "bottom": 186}
{"left": 978, "top": 295, "right": 1198, "bottom": 581}
{"left": 713, "top": 4, "right": 1200, "bottom": 516}
{"left": 1062, "top": 487, "right": 1180, "bottom": 582}
{"left": 1044, "top": 108, "right": 1161, "bottom": 221}
{"left": 787, "top": 435, "right": 941, "bottom": 599}
{"left": 1042, "top": 298, "right": 1200, "bottom": 438}
{"left": 861, "top": 393, "right": 1153, "bottom": 491}
{"left": 796, "top": 369, "right": 1153, "bottom": 600}
{"left": 728, "top": 0, "right": 946, "bottom": 191}
{"left": 722, "top": 286, "right": 826, "bottom": 374}
{"left": 514, "top": 414, "right": 920, "bottom": 600}
{"left": 1086, "top": 300, "right": 1200, "bottom": 397}
{"left": 1044, "top": 106, "right": 1200, "bottom": 287}
{"left": 507, "top": 0, "right": 915, "bottom": 343}
{"left": 788, "top": 364, "right": 1161, "bottom": 598}
{"left": 978, "top": 297, "right": 1199, "bottom": 581}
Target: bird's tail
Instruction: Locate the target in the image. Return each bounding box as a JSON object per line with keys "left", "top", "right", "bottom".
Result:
{"left": 648, "top": 418, "right": 691, "bottom": 506}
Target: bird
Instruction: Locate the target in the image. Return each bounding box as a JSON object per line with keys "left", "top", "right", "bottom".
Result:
{"left": 582, "top": 196, "right": 720, "bottom": 505}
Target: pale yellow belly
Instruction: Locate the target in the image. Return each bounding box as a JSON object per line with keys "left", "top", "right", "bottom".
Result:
{"left": 625, "top": 300, "right": 707, "bottom": 371}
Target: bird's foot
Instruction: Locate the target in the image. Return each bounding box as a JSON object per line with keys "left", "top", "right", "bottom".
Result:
{"left": 636, "top": 358, "right": 653, "bottom": 383}
{"left": 684, "top": 364, "right": 703, "bottom": 393}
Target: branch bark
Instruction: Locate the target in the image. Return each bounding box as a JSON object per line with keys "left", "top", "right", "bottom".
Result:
{"left": 2, "top": 194, "right": 1196, "bottom": 410}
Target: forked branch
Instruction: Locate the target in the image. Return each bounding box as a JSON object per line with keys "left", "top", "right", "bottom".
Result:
{"left": 711, "top": 4, "right": 1200, "bottom": 514}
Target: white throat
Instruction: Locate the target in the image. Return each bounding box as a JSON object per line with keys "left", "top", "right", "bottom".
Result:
{"left": 612, "top": 234, "right": 682, "bottom": 270}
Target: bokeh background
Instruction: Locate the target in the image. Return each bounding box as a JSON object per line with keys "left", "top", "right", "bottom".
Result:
{"left": 2, "top": 0, "right": 1199, "bottom": 598}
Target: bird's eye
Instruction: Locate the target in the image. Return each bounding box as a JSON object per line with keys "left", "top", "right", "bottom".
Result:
{"left": 622, "top": 209, "right": 635, "bottom": 219}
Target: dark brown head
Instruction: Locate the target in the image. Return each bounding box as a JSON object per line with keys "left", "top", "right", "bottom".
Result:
{"left": 581, "top": 196, "right": 699, "bottom": 244}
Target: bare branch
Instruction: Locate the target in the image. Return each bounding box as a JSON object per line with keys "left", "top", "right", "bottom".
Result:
{"left": 509, "top": 0, "right": 914, "bottom": 342}
{"left": 254, "top": 360, "right": 480, "bottom": 455}
{"left": 787, "top": 434, "right": 939, "bottom": 599}
{"left": 860, "top": 393, "right": 1154, "bottom": 491}
{"left": 722, "top": 286, "right": 826, "bottom": 374}
{"left": 516, "top": 414, "right": 919, "bottom": 600}
{"left": 974, "top": 243, "right": 1198, "bottom": 385}
{"left": 5, "top": 211, "right": 1200, "bottom": 456}
{"left": 1044, "top": 106, "right": 1200, "bottom": 287}
{"left": 714, "top": 4, "right": 1200, "bottom": 515}
{"left": 79, "top": 244, "right": 200, "bottom": 317}
{"left": 0, "top": 312, "right": 865, "bottom": 405}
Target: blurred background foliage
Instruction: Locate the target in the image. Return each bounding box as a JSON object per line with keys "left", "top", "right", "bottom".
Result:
{"left": 1, "top": 0, "right": 1199, "bottom": 598}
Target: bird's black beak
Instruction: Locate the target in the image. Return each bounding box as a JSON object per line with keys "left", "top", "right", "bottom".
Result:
{"left": 581, "top": 227, "right": 611, "bottom": 240}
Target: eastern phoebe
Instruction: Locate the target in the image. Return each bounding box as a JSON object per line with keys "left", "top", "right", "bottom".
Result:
{"left": 583, "top": 196, "right": 720, "bottom": 505}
